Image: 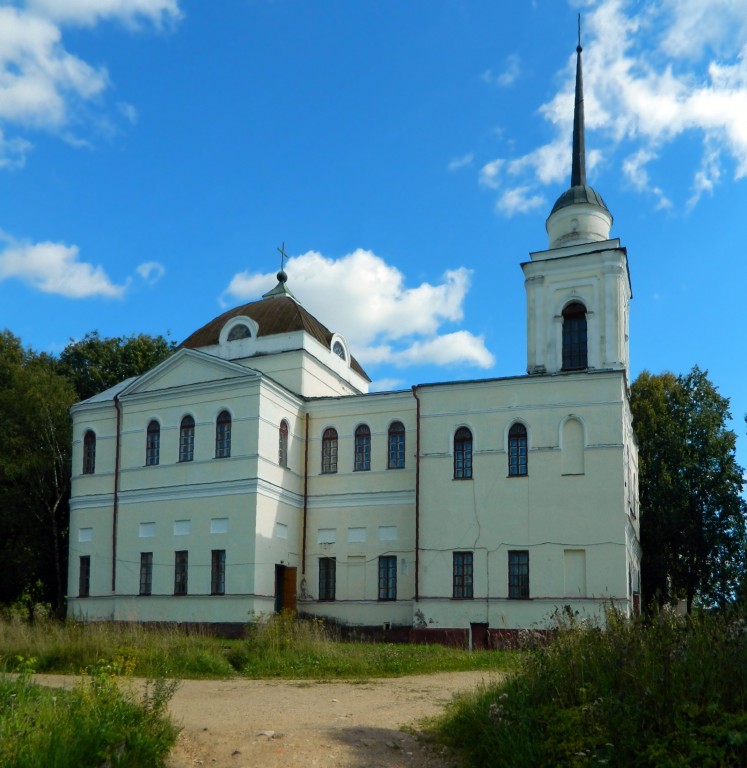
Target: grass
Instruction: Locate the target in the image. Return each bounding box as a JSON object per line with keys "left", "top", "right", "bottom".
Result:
{"left": 0, "top": 609, "right": 510, "bottom": 766}
{"left": 0, "top": 658, "right": 179, "bottom": 768}
{"left": 0, "top": 610, "right": 512, "bottom": 680}
{"left": 431, "top": 607, "right": 747, "bottom": 767}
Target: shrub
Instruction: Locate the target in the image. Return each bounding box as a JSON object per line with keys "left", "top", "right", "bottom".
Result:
{"left": 432, "top": 608, "right": 747, "bottom": 767}
{"left": 0, "top": 656, "right": 179, "bottom": 768}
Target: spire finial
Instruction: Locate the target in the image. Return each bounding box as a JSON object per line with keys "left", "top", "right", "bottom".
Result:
{"left": 571, "top": 14, "right": 586, "bottom": 188}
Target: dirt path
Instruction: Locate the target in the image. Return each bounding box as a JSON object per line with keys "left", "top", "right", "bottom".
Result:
{"left": 35, "top": 670, "right": 500, "bottom": 768}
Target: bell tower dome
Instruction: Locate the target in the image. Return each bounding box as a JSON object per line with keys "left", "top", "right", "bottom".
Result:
{"left": 521, "top": 21, "right": 632, "bottom": 377}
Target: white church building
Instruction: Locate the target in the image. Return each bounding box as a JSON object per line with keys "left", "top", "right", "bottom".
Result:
{"left": 67, "top": 40, "right": 641, "bottom": 645}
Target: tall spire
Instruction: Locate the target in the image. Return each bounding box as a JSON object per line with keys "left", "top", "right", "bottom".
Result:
{"left": 571, "top": 15, "right": 586, "bottom": 188}
{"left": 545, "top": 17, "right": 612, "bottom": 249}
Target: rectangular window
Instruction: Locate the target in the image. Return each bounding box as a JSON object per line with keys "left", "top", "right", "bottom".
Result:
{"left": 318, "top": 557, "right": 336, "bottom": 601}
{"left": 174, "top": 550, "right": 188, "bottom": 595}
{"left": 211, "top": 549, "right": 226, "bottom": 595}
{"left": 378, "top": 555, "right": 397, "bottom": 601}
{"left": 139, "top": 552, "right": 153, "bottom": 596}
{"left": 509, "top": 550, "right": 530, "bottom": 599}
{"left": 78, "top": 555, "right": 91, "bottom": 597}
{"left": 453, "top": 552, "right": 473, "bottom": 599}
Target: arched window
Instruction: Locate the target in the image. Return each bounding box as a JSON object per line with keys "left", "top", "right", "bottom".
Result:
{"left": 454, "top": 427, "right": 473, "bottom": 479}
{"left": 354, "top": 424, "right": 371, "bottom": 471}
{"left": 388, "top": 421, "right": 405, "bottom": 469}
{"left": 279, "top": 420, "right": 289, "bottom": 467}
{"left": 179, "top": 415, "right": 195, "bottom": 462}
{"left": 215, "top": 410, "right": 231, "bottom": 458}
{"left": 82, "top": 430, "right": 96, "bottom": 474}
{"left": 508, "top": 423, "right": 528, "bottom": 477}
{"left": 322, "top": 428, "right": 338, "bottom": 474}
{"left": 562, "top": 302, "right": 588, "bottom": 370}
{"left": 146, "top": 420, "right": 160, "bottom": 466}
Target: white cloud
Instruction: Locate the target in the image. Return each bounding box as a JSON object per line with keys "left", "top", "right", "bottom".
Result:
{"left": 496, "top": 186, "right": 545, "bottom": 217}
{"left": 0, "top": 236, "right": 128, "bottom": 298}
{"left": 0, "top": 7, "right": 108, "bottom": 128}
{"left": 482, "top": 0, "right": 747, "bottom": 214}
{"left": 223, "top": 248, "right": 495, "bottom": 371}
{"left": 0, "top": 2, "right": 181, "bottom": 163}
{"left": 482, "top": 54, "right": 521, "bottom": 87}
{"left": 27, "top": 0, "right": 181, "bottom": 28}
{"left": 448, "top": 152, "right": 474, "bottom": 171}
{"left": 118, "top": 101, "right": 138, "bottom": 125}
{"left": 136, "top": 261, "right": 165, "bottom": 285}
{"left": 0, "top": 130, "right": 32, "bottom": 168}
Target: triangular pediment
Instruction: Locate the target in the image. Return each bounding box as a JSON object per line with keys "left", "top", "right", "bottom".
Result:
{"left": 121, "top": 348, "right": 260, "bottom": 396}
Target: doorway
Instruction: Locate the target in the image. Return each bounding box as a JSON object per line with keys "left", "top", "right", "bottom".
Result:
{"left": 275, "top": 565, "right": 297, "bottom": 613}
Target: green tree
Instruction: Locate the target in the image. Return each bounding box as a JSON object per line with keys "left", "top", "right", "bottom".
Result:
{"left": 58, "top": 331, "right": 176, "bottom": 401}
{"left": 0, "top": 329, "right": 175, "bottom": 613}
{"left": 631, "top": 366, "right": 747, "bottom": 612}
{"left": 0, "top": 333, "right": 77, "bottom": 613}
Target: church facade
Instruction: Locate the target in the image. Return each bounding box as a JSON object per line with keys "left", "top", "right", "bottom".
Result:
{"left": 67, "top": 42, "right": 641, "bottom": 642}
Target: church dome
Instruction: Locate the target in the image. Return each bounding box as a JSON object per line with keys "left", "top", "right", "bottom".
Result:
{"left": 549, "top": 184, "right": 609, "bottom": 216}
{"left": 179, "top": 294, "right": 370, "bottom": 381}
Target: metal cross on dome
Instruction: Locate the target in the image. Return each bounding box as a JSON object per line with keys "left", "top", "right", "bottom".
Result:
{"left": 277, "top": 242, "right": 289, "bottom": 272}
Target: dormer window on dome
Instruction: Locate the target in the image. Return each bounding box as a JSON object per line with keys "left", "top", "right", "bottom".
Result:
{"left": 330, "top": 333, "right": 350, "bottom": 365}
{"left": 227, "top": 324, "right": 251, "bottom": 341}
{"left": 219, "top": 316, "right": 259, "bottom": 347}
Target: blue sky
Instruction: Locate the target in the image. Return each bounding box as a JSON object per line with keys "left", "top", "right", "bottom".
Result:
{"left": 1, "top": 0, "right": 746, "bottom": 471}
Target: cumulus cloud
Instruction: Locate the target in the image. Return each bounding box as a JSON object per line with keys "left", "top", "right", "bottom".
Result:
{"left": 481, "top": 0, "right": 747, "bottom": 214}
{"left": 0, "top": 2, "right": 181, "bottom": 158}
{"left": 223, "top": 249, "right": 495, "bottom": 371}
{"left": 0, "top": 235, "right": 128, "bottom": 298}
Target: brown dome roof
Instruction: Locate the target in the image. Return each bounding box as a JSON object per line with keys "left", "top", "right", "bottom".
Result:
{"left": 179, "top": 296, "right": 370, "bottom": 381}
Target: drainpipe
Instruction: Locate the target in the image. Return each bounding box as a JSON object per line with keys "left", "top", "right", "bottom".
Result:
{"left": 412, "top": 386, "right": 421, "bottom": 602}
{"left": 112, "top": 394, "right": 122, "bottom": 592}
{"left": 301, "top": 413, "right": 309, "bottom": 574}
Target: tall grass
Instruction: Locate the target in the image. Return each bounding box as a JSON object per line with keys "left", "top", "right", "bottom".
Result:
{"left": 0, "top": 613, "right": 234, "bottom": 678}
{"left": 433, "top": 608, "right": 747, "bottom": 767}
{"left": 0, "top": 658, "right": 179, "bottom": 768}
{"left": 0, "top": 611, "right": 512, "bottom": 680}
{"left": 231, "top": 612, "right": 510, "bottom": 678}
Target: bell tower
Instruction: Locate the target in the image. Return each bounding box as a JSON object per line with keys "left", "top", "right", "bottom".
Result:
{"left": 521, "top": 26, "right": 632, "bottom": 377}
